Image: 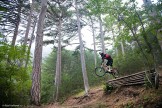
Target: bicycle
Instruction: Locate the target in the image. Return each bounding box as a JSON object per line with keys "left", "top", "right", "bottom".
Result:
{"left": 95, "top": 62, "right": 119, "bottom": 78}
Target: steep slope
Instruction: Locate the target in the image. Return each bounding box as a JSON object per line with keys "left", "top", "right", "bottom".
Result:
{"left": 44, "top": 69, "right": 162, "bottom": 108}
{"left": 45, "top": 85, "right": 162, "bottom": 108}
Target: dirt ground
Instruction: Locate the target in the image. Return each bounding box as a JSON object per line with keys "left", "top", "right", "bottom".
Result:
{"left": 35, "top": 68, "right": 162, "bottom": 108}
{"left": 43, "top": 85, "right": 162, "bottom": 108}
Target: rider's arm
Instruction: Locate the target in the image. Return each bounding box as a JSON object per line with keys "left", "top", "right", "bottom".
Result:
{"left": 101, "top": 55, "right": 105, "bottom": 62}
{"left": 102, "top": 58, "right": 104, "bottom": 63}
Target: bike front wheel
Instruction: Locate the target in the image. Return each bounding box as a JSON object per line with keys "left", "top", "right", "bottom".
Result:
{"left": 95, "top": 67, "right": 106, "bottom": 77}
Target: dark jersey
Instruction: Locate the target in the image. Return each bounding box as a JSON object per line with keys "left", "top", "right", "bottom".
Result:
{"left": 102, "top": 54, "right": 112, "bottom": 60}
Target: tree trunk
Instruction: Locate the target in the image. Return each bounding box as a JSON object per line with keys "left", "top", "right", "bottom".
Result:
{"left": 142, "top": 0, "right": 162, "bottom": 66}
{"left": 25, "top": 17, "right": 37, "bottom": 69}
{"left": 23, "top": 2, "right": 33, "bottom": 47}
{"left": 11, "top": 2, "right": 22, "bottom": 46}
{"left": 122, "top": 19, "right": 150, "bottom": 69}
{"left": 31, "top": 0, "right": 47, "bottom": 105}
{"left": 19, "top": 2, "right": 34, "bottom": 67}
{"left": 158, "top": 31, "right": 162, "bottom": 50}
{"left": 118, "top": 26, "right": 125, "bottom": 56}
{"left": 75, "top": 0, "right": 89, "bottom": 95}
{"left": 99, "top": 15, "right": 105, "bottom": 53}
{"left": 90, "top": 16, "right": 97, "bottom": 67}
{"left": 134, "top": 6, "right": 162, "bottom": 67}
{"left": 55, "top": 18, "right": 62, "bottom": 101}
{"left": 112, "top": 29, "right": 118, "bottom": 57}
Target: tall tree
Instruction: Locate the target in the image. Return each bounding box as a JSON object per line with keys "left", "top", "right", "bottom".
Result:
{"left": 25, "top": 16, "right": 37, "bottom": 68}
{"left": 55, "top": 16, "right": 62, "bottom": 102}
{"left": 19, "top": 0, "right": 34, "bottom": 67}
{"left": 74, "top": 0, "right": 89, "bottom": 95}
{"left": 142, "top": 0, "right": 162, "bottom": 66}
{"left": 31, "top": 0, "right": 47, "bottom": 105}
{"left": 118, "top": 26, "right": 125, "bottom": 56}
{"left": 86, "top": 0, "right": 107, "bottom": 53}
{"left": 11, "top": 0, "right": 23, "bottom": 46}
{"left": 23, "top": 0, "right": 33, "bottom": 48}
{"left": 46, "top": 0, "right": 77, "bottom": 101}
{"left": 99, "top": 15, "right": 106, "bottom": 53}
{"left": 89, "top": 16, "right": 97, "bottom": 67}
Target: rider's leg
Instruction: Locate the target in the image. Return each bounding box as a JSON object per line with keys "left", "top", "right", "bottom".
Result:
{"left": 108, "top": 65, "right": 112, "bottom": 72}
{"left": 104, "top": 64, "right": 108, "bottom": 72}
{"left": 106, "top": 60, "right": 111, "bottom": 72}
{"left": 104, "top": 65, "right": 108, "bottom": 71}
{"left": 107, "top": 59, "right": 113, "bottom": 72}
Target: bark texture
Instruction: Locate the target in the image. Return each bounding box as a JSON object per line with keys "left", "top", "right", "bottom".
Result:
{"left": 23, "top": 2, "right": 33, "bottom": 47}
{"left": 90, "top": 17, "right": 97, "bottom": 67}
{"left": 112, "top": 29, "right": 118, "bottom": 57}
{"left": 75, "top": 0, "right": 89, "bottom": 95}
{"left": 55, "top": 18, "right": 62, "bottom": 101}
{"left": 25, "top": 17, "right": 37, "bottom": 68}
{"left": 99, "top": 16, "right": 105, "bottom": 53}
{"left": 31, "top": 0, "right": 47, "bottom": 105}
{"left": 11, "top": 1, "right": 22, "bottom": 46}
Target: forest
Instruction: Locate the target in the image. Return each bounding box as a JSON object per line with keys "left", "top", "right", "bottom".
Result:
{"left": 0, "top": 0, "right": 162, "bottom": 107}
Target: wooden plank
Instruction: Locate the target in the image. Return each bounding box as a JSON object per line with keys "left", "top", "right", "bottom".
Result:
{"left": 125, "top": 76, "right": 145, "bottom": 80}
{"left": 108, "top": 75, "right": 145, "bottom": 83}
{"left": 123, "top": 81, "right": 146, "bottom": 86}
{"left": 107, "top": 71, "right": 147, "bottom": 83}
{"left": 109, "top": 81, "right": 146, "bottom": 87}
{"left": 108, "top": 77, "right": 145, "bottom": 84}
{"left": 123, "top": 79, "right": 145, "bottom": 83}
{"left": 108, "top": 78, "right": 145, "bottom": 85}
{"left": 109, "top": 83, "right": 122, "bottom": 87}
{"left": 110, "top": 78, "right": 145, "bottom": 85}
{"left": 106, "top": 70, "right": 157, "bottom": 87}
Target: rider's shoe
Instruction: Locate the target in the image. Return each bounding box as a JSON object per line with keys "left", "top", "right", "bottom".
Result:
{"left": 108, "top": 69, "right": 112, "bottom": 72}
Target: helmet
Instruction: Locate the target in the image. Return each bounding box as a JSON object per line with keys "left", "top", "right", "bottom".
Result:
{"left": 99, "top": 52, "right": 104, "bottom": 56}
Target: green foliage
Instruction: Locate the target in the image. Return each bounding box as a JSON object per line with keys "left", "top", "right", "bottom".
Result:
{"left": 0, "top": 41, "right": 31, "bottom": 105}
{"left": 144, "top": 75, "right": 153, "bottom": 89}
{"left": 0, "top": 5, "right": 8, "bottom": 12}
{"left": 113, "top": 50, "right": 146, "bottom": 75}
{"left": 103, "top": 83, "right": 114, "bottom": 94}
{"left": 41, "top": 49, "right": 106, "bottom": 103}
{"left": 40, "top": 0, "right": 162, "bottom": 104}
{"left": 124, "top": 102, "right": 134, "bottom": 108}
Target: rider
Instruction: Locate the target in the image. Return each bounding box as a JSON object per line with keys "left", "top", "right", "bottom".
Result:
{"left": 99, "top": 52, "right": 113, "bottom": 72}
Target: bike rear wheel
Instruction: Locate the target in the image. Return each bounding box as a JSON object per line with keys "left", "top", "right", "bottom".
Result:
{"left": 112, "top": 68, "right": 119, "bottom": 78}
{"left": 95, "top": 67, "right": 106, "bottom": 77}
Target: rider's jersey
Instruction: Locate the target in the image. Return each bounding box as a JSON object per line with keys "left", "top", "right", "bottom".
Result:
{"left": 103, "top": 54, "right": 112, "bottom": 60}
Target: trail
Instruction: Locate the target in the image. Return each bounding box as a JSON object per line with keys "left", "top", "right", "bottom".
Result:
{"left": 46, "top": 88, "right": 103, "bottom": 108}
{"left": 44, "top": 69, "right": 162, "bottom": 108}
{"left": 45, "top": 86, "right": 162, "bottom": 108}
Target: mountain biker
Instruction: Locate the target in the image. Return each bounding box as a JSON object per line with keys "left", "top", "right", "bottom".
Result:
{"left": 99, "top": 52, "right": 113, "bottom": 72}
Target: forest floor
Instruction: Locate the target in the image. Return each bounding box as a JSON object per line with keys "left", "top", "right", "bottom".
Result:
{"left": 44, "top": 78, "right": 162, "bottom": 108}
{"left": 33, "top": 69, "right": 162, "bottom": 108}
{"left": 44, "top": 85, "right": 162, "bottom": 108}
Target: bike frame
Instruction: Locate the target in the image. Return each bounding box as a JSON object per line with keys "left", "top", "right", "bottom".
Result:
{"left": 101, "top": 62, "right": 111, "bottom": 72}
{"left": 95, "top": 62, "right": 119, "bottom": 78}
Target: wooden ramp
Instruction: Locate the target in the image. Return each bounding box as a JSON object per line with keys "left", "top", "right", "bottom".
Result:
{"left": 107, "top": 70, "right": 160, "bottom": 89}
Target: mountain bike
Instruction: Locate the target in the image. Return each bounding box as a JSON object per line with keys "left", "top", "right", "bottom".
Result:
{"left": 95, "top": 62, "right": 119, "bottom": 78}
